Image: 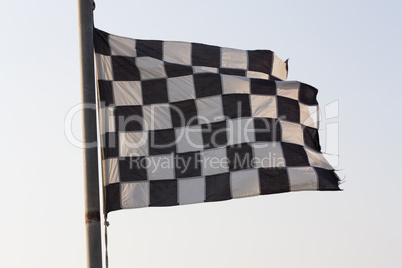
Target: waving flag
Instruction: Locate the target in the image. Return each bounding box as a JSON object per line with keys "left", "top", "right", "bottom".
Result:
{"left": 94, "top": 28, "right": 339, "bottom": 214}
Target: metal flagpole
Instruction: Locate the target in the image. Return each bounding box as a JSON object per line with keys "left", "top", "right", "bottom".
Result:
{"left": 78, "top": 0, "right": 103, "bottom": 267}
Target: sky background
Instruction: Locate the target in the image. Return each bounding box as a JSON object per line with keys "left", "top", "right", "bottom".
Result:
{"left": 1, "top": 0, "right": 402, "bottom": 267}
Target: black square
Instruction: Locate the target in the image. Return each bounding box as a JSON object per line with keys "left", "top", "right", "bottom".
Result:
{"left": 303, "top": 126, "right": 321, "bottom": 151}
{"left": 259, "top": 167, "right": 290, "bottom": 194}
{"left": 219, "top": 68, "right": 246, "bottom": 76}
{"left": 248, "top": 50, "right": 273, "bottom": 74}
{"left": 141, "top": 79, "right": 169, "bottom": 105}
{"left": 222, "top": 94, "right": 251, "bottom": 119}
{"left": 281, "top": 142, "right": 309, "bottom": 166}
{"left": 254, "top": 118, "right": 282, "bottom": 142}
{"left": 205, "top": 173, "right": 231, "bottom": 202}
{"left": 119, "top": 156, "right": 148, "bottom": 181}
{"left": 226, "top": 143, "right": 254, "bottom": 171}
{"left": 164, "top": 62, "right": 193, "bottom": 78}
{"left": 149, "top": 129, "right": 176, "bottom": 155}
{"left": 94, "top": 28, "right": 110, "bottom": 55}
{"left": 277, "top": 96, "right": 300, "bottom": 123}
{"left": 193, "top": 73, "right": 222, "bottom": 98}
{"left": 136, "top": 40, "right": 163, "bottom": 60}
{"left": 250, "top": 79, "right": 276, "bottom": 95}
{"left": 170, "top": 99, "right": 198, "bottom": 127}
{"left": 315, "top": 167, "right": 340, "bottom": 191}
{"left": 269, "top": 76, "right": 282, "bottom": 81}
{"left": 98, "top": 80, "right": 114, "bottom": 106}
{"left": 150, "top": 180, "right": 178, "bottom": 206}
{"left": 175, "top": 151, "right": 202, "bottom": 178}
{"left": 102, "top": 132, "right": 119, "bottom": 159}
{"left": 192, "top": 43, "right": 220, "bottom": 68}
{"left": 105, "top": 183, "right": 121, "bottom": 213}
{"left": 115, "top": 106, "right": 143, "bottom": 131}
{"left": 201, "top": 121, "right": 228, "bottom": 149}
{"left": 112, "top": 56, "right": 140, "bottom": 81}
{"left": 299, "top": 83, "right": 318, "bottom": 105}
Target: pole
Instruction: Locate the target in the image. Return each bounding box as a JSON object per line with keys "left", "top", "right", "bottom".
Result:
{"left": 78, "top": 0, "right": 103, "bottom": 267}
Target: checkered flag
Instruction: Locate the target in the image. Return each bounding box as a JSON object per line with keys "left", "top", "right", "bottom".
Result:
{"left": 94, "top": 28, "right": 340, "bottom": 214}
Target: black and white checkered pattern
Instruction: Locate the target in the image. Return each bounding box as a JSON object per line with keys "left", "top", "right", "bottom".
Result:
{"left": 94, "top": 28, "right": 340, "bottom": 213}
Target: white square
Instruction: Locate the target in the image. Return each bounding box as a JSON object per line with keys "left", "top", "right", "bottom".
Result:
{"left": 281, "top": 121, "right": 304, "bottom": 146}
{"left": 103, "top": 158, "right": 120, "bottom": 185}
{"left": 99, "top": 106, "right": 115, "bottom": 134}
{"left": 271, "top": 53, "right": 288, "bottom": 81}
{"left": 109, "top": 34, "right": 137, "bottom": 57}
{"left": 163, "top": 41, "right": 191, "bottom": 65}
{"left": 178, "top": 177, "right": 205, "bottom": 205}
{"left": 227, "top": 118, "right": 255, "bottom": 145}
{"left": 246, "top": 71, "right": 269, "bottom": 79}
{"left": 300, "top": 103, "right": 318, "bottom": 128}
{"left": 143, "top": 104, "right": 172, "bottom": 130}
{"left": 222, "top": 75, "right": 250, "bottom": 94}
{"left": 251, "top": 95, "right": 277, "bottom": 118}
{"left": 230, "top": 169, "right": 260, "bottom": 198}
{"left": 305, "top": 148, "right": 333, "bottom": 170}
{"left": 119, "top": 132, "right": 149, "bottom": 157}
{"left": 95, "top": 54, "right": 113, "bottom": 80}
{"left": 288, "top": 167, "right": 318, "bottom": 191}
{"left": 167, "top": 75, "right": 195, "bottom": 102}
{"left": 147, "top": 154, "right": 175, "bottom": 180}
{"left": 202, "top": 147, "right": 229, "bottom": 176}
{"left": 136, "top": 57, "right": 167, "bottom": 80}
{"left": 221, "top": 47, "right": 248, "bottom": 69}
{"left": 195, "top": 96, "right": 224, "bottom": 123}
{"left": 121, "top": 182, "right": 150, "bottom": 209}
{"left": 113, "top": 81, "right": 142, "bottom": 106}
{"left": 252, "top": 142, "right": 285, "bottom": 168}
{"left": 193, "top": 66, "right": 218, "bottom": 73}
{"left": 175, "top": 126, "right": 204, "bottom": 153}
{"left": 276, "top": 81, "right": 299, "bottom": 100}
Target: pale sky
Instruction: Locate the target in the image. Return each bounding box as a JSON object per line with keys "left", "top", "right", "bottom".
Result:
{"left": 1, "top": 0, "right": 401, "bottom": 267}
